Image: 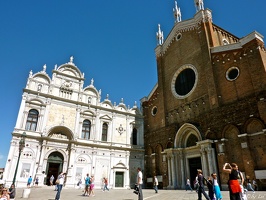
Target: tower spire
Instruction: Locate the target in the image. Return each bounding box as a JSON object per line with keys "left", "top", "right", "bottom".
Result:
{"left": 173, "top": 1, "right": 182, "bottom": 23}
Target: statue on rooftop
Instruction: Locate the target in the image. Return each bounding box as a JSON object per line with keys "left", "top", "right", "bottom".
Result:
{"left": 173, "top": 1, "right": 182, "bottom": 23}
{"left": 156, "top": 24, "right": 164, "bottom": 45}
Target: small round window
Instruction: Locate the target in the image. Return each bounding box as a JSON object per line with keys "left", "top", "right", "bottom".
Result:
{"left": 171, "top": 64, "right": 198, "bottom": 99}
{"left": 176, "top": 33, "right": 182, "bottom": 41}
{"left": 151, "top": 106, "right": 158, "bottom": 116}
{"left": 226, "top": 67, "right": 239, "bottom": 81}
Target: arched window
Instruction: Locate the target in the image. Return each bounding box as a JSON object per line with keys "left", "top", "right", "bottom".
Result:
{"left": 132, "top": 128, "right": 137, "bottom": 145}
{"left": 102, "top": 123, "right": 108, "bottom": 142}
{"left": 186, "top": 134, "right": 198, "bottom": 147}
{"left": 82, "top": 120, "right": 91, "bottom": 140}
{"left": 25, "top": 109, "right": 39, "bottom": 131}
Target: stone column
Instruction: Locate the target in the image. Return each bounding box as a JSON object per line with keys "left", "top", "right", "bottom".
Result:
{"left": 94, "top": 110, "right": 100, "bottom": 141}
{"left": 15, "top": 93, "right": 27, "bottom": 129}
{"left": 109, "top": 152, "right": 115, "bottom": 188}
{"left": 37, "top": 107, "right": 45, "bottom": 132}
{"left": 206, "top": 147, "right": 213, "bottom": 174}
{"left": 167, "top": 155, "right": 172, "bottom": 187}
{"left": 171, "top": 155, "right": 175, "bottom": 188}
{"left": 125, "top": 152, "right": 130, "bottom": 188}
{"left": 74, "top": 106, "right": 81, "bottom": 138}
{"left": 180, "top": 151, "right": 185, "bottom": 189}
{"left": 200, "top": 147, "right": 207, "bottom": 176}
{"left": 41, "top": 98, "right": 51, "bottom": 134}
{"left": 172, "top": 153, "right": 177, "bottom": 188}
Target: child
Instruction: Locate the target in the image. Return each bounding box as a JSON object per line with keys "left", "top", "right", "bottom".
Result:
{"left": 211, "top": 173, "right": 222, "bottom": 200}
{"left": 206, "top": 176, "right": 214, "bottom": 200}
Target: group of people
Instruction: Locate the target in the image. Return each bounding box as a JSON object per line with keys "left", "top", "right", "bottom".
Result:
{"left": 0, "top": 184, "right": 16, "bottom": 200}
{"left": 194, "top": 169, "right": 222, "bottom": 200}
{"left": 223, "top": 162, "right": 256, "bottom": 200}
{"left": 26, "top": 176, "right": 39, "bottom": 188}
{"left": 82, "top": 173, "right": 95, "bottom": 197}
{"left": 193, "top": 162, "right": 256, "bottom": 200}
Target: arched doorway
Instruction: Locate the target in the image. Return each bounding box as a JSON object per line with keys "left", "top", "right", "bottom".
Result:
{"left": 170, "top": 123, "right": 215, "bottom": 189}
{"left": 45, "top": 152, "right": 64, "bottom": 185}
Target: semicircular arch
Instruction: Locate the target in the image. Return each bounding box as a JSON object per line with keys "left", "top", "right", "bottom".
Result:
{"left": 32, "top": 73, "right": 51, "bottom": 84}
{"left": 44, "top": 149, "right": 67, "bottom": 162}
{"left": 57, "top": 64, "right": 83, "bottom": 78}
{"left": 47, "top": 125, "right": 74, "bottom": 140}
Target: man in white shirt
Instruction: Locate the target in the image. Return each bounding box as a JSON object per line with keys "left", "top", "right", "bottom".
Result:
{"left": 154, "top": 176, "right": 158, "bottom": 193}
{"left": 186, "top": 178, "right": 193, "bottom": 192}
{"left": 136, "top": 167, "right": 143, "bottom": 200}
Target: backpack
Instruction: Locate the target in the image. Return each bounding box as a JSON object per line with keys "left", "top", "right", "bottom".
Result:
{"left": 203, "top": 177, "right": 212, "bottom": 186}
{"left": 203, "top": 177, "right": 207, "bottom": 185}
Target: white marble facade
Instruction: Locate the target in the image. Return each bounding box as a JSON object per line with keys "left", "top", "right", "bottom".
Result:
{"left": 3, "top": 57, "right": 144, "bottom": 188}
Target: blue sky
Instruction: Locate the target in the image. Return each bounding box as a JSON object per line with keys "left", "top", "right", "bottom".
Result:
{"left": 0, "top": 0, "right": 265, "bottom": 168}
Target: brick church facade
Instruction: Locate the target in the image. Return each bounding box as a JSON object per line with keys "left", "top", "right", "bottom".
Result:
{"left": 141, "top": 1, "right": 266, "bottom": 190}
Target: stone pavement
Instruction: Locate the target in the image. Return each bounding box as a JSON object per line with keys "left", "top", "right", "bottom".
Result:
{"left": 14, "top": 186, "right": 266, "bottom": 200}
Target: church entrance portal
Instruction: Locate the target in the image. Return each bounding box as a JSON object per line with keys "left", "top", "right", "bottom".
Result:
{"left": 188, "top": 157, "right": 201, "bottom": 188}
{"left": 115, "top": 172, "right": 124, "bottom": 187}
{"left": 45, "top": 152, "right": 64, "bottom": 185}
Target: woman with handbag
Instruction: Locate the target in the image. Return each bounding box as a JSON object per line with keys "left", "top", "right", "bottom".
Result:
{"left": 55, "top": 172, "right": 65, "bottom": 200}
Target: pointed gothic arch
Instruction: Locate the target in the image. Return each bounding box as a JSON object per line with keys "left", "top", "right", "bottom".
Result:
{"left": 174, "top": 123, "right": 202, "bottom": 148}
{"left": 244, "top": 118, "right": 264, "bottom": 134}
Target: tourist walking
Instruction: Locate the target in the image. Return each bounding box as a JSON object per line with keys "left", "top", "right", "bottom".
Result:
{"left": 50, "top": 175, "right": 54, "bottom": 186}
{"left": 223, "top": 162, "right": 241, "bottom": 200}
{"left": 27, "top": 176, "right": 32, "bottom": 188}
{"left": 136, "top": 167, "right": 143, "bottom": 200}
{"left": 55, "top": 172, "right": 65, "bottom": 200}
{"left": 237, "top": 170, "right": 247, "bottom": 200}
{"left": 83, "top": 174, "right": 90, "bottom": 196}
{"left": 154, "top": 176, "right": 158, "bottom": 193}
{"left": 206, "top": 176, "right": 214, "bottom": 200}
{"left": 89, "top": 175, "right": 95, "bottom": 196}
{"left": 197, "top": 169, "right": 211, "bottom": 200}
{"left": 246, "top": 176, "right": 255, "bottom": 193}
{"left": 102, "top": 177, "right": 109, "bottom": 191}
{"left": 185, "top": 177, "right": 193, "bottom": 192}
{"left": 211, "top": 173, "right": 222, "bottom": 200}
{"left": 77, "top": 179, "right": 82, "bottom": 189}
{"left": 34, "top": 177, "right": 39, "bottom": 187}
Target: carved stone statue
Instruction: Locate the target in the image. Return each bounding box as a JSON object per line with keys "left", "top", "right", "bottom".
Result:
{"left": 194, "top": 0, "right": 204, "bottom": 12}
{"left": 156, "top": 24, "right": 164, "bottom": 45}
{"left": 43, "top": 64, "right": 47, "bottom": 72}
{"left": 173, "top": 1, "right": 182, "bottom": 23}
{"left": 70, "top": 56, "right": 74, "bottom": 63}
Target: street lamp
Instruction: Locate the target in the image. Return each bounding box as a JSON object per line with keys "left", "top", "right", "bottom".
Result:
{"left": 12, "top": 132, "right": 26, "bottom": 186}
